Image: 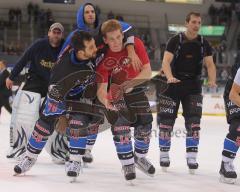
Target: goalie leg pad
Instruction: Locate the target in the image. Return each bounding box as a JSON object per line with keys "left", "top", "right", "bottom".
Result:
{"left": 10, "top": 90, "right": 41, "bottom": 156}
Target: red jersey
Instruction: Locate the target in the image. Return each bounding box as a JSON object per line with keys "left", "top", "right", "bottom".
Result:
{"left": 97, "top": 37, "right": 150, "bottom": 84}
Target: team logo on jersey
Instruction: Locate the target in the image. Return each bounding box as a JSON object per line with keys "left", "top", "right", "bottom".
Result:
{"left": 40, "top": 59, "right": 55, "bottom": 69}
{"left": 24, "top": 93, "right": 34, "bottom": 104}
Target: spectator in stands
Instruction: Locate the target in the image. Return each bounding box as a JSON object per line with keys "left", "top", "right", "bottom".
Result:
{"left": 39, "top": 9, "right": 47, "bottom": 37}
{"left": 160, "top": 43, "right": 166, "bottom": 61}
{"left": 221, "top": 67, "right": 229, "bottom": 82}
{"left": 8, "top": 8, "right": 14, "bottom": 27}
{"left": 46, "top": 8, "right": 54, "bottom": 28}
{"left": 15, "top": 41, "right": 23, "bottom": 55}
{"left": 208, "top": 4, "right": 217, "bottom": 25}
{"left": 107, "top": 11, "right": 115, "bottom": 19}
{"left": 6, "top": 42, "right": 16, "bottom": 55}
{"left": 15, "top": 8, "right": 22, "bottom": 27}
{"left": 34, "top": 4, "right": 39, "bottom": 24}
{"left": 116, "top": 15, "right": 124, "bottom": 21}
{"left": 236, "top": 2, "right": 240, "bottom": 22}
{"left": 0, "top": 40, "right": 4, "bottom": 52}
{"left": 27, "top": 2, "right": 34, "bottom": 23}
{"left": 154, "top": 46, "right": 161, "bottom": 63}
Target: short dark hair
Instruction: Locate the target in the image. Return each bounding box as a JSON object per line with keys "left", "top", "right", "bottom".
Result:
{"left": 185, "top": 12, "right": 201, "bottom": 23}
{"left": 71, "top": 30, "right": 93, "bottom": 51}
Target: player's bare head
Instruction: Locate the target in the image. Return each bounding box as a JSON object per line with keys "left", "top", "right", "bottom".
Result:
{"left": 71, "top": 30, "right": 97, "bottom": 60}
{"left": 0, "top": 59, "right": 7, "bottom": 69}
{"left": 84, "top": 3, "right": 96, "bottom": 27}
{"left": 101, "top": 19, "right": 124, "bottom": 52}
{"left": 185, "top": 12, "right": 201, "bottom": 34}
{"left": 185, "top": 12, "right": 201, "bottom": 23}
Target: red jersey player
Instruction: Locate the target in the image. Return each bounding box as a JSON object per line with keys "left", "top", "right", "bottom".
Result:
{"left": 97, "top": 19, "right": 155, "bottom": 181}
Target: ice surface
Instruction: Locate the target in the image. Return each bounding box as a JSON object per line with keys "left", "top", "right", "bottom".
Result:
{"left": 0, "top": 108, "right": 239, "bottom": 192}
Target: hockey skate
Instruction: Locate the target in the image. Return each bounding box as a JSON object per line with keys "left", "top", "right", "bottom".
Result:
{"left": 14, "top": 155, "right": 37, "bottom": 176}
{"left": 82, "top": 149, "right": 93, "bottom": 167}
{"left": 219, "top": 161, "right": 237, "bottom": 184}
{"left": 187, "top": 157, "right": 198, "bottom": 174}
{"left": 122, "top": 164, "right": 136, "bottom": 183}
{"left": 160, "top": 152, "right": 170, "bottom": 172}
{"left": 65, "top": 160, "right": 82, "bottom": 183}
{"left": 134, "top": 156, "right": 155, "bottom": 177}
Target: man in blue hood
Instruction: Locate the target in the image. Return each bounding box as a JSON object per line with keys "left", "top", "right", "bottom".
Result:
{"left": 60, "top": 3, "right": 141, "bottom": 70}
{"left": 50, "top": 3, "right": 142, "bottom": 165}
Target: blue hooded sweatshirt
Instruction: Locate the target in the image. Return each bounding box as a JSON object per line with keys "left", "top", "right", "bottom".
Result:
{"left": 59, "top": 3, "right": 133, "bottom": 56}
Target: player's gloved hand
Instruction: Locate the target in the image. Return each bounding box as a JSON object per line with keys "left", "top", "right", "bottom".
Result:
{"left": 48, "top": 84, "right": 64, "bottom": 102}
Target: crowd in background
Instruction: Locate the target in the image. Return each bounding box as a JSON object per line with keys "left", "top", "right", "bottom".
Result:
{"left": 1, "top": 2, "right": 240, "bottom": 88}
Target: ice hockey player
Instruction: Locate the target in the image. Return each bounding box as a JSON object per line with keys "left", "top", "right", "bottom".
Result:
{"left": 219, "top": 58, "right": 240, "bottom": 184}
{"left": 14, "top": 31, "right": 99, "bottom": 182}
{"left": 97, "top": 19, "right": 155, "bottom": 181}
{"left": 50, "top": 2, "right": 141, "bottom": 165}
{"left": 159, "top": 12, "right": 216, "bottom": 173}
{"left": 5, "top": 23, "right": 64, "bottom": 158}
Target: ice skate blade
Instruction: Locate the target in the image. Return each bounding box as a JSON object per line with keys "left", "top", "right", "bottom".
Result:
{"left": 189, "top": 169, "right": 195, "bottom": 175}
{"left": 52, "top": 158, "right": 65, "bottom": 165}
{"left": 83, "top": 162, "right": 89, "bottom": 168}
{"left": 219, "top": 175, "right": 236, "bottom": 184}
{"left": 135, "top": 164, "right": 154, "bottom": 177}
{"left": 69, "top": 177, "right": 77, "bottom": 183}
{"left": 13, "top": 173, "right": 20, "bottom": 176}
{"left": 13, "top": 172, "right": 25, "bottom": 176}
{"left": 162, "top": 167, "right": 168, "bottom": 172}
{"left": 126, "top": 180, "right": 135, "bottom": 186}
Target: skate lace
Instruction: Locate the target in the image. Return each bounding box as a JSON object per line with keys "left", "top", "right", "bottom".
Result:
{"left": 84, "top": 149, "right": 93, "bottom": 158}
{"left": 66, "top": 161, "right": 82, "bottom": 173}
{"left": 137, "top": 157, "right": 152, "bottom": 170}
{"left": 123, "top": 164, "right": 135, "bottom": 175}
{"left": 15, "top": 152, "right": 27, "bottom": 162}
{"left": 160, "top": 156, "right": 170, "bottom": 162}
{"left": 18, "top": 156, "right": 35, "bottom": 172}
{"left": 187, "top": 158, "right": 197, "bottom": 165}
{"left": 225, "top": 161, "right": 235, "bottom": 172}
